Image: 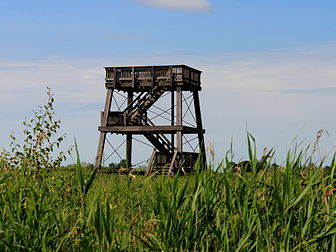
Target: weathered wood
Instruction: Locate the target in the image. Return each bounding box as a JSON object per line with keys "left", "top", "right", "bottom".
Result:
{"left": 193, "top": 90, "right": 207, "bottom": 169}
{"left": 97, "top": 65, "right": 205, "bottom": 175}
{"left": 95, "top": 88, "right": 113, "bottom": 167}
{"left": 95, "top": 132, "right": 107, "bottom": 167}
{"left": 126, "top": 137, "right": 132, "bottom": 168}
{"left": 171, "top": 90, "right": 175, "bottom": 151}
{"left": 176, "top": 87, "right": 182, "bottom": 152}
{"left": 105, "top": 65, "right": 201, "bottom": 91}
{"left": 168, "top": 151, "right": 178, "bottom": 176}
{"left": 151, "top": 66, "right": 154, "bottom": 87}
{"left": 126, "top": 91, "right": 133, "bottom": 169}
{"left": 113, "top": 68, "right": 117, "bottom": 88}
{"left": 145, "top": 151, "right": 156, "bottom": 176}
{"left": 99, "top": 125, "right": 204, "bottom": 134}
{"left": 132, "top": 67, "right": 135, "bottom": 88}
{"left": 170, "top": 65, "right": 173, "bottom": 86}
{"left": 103, "top": 89, "right": 113, "bottom": 126}
{"left": 100, "top": 111, "right": 104, "bottom": 126}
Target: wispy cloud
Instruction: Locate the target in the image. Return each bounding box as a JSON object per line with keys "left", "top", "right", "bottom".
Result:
{"left": 1, "top": 43, "right": 336, "bottom": 163}
{"left": 131, "top": 0, "right": 211, "bottom": 12}
{"left": 281, "top": 87, "right": 336, "bottom": 95}
{"left": 0, "top": 59, "right": 105, "bottom": 113}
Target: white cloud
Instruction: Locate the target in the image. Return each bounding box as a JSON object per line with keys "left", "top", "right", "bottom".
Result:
{"left": 196, "top": 46, "right": 336, "bottom": 162}
{"left": 1, "top": 44, "right": 336, "bottom": 164}
{"left": 132, "top": 0, "right": 211, "bottom": 11}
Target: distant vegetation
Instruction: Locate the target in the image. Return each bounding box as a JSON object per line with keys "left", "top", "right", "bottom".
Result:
{"left": 0, "top": 90, "right": 335, "bottom": 250}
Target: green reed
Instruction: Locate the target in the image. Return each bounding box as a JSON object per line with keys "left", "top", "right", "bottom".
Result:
{"left": 0, "top": 137, "right": 336, "bottom": 250}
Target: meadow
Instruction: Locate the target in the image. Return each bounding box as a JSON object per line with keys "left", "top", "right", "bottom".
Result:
{"left": 0, "top": 90, "right": 336, "bottom": 251}
{"left": 1, "top": 145, "right": 336, "bottom": 251}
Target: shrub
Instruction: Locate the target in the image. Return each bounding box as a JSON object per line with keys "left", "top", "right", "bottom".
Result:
{"left": 0, "top": 88, "right": 71, "bottom": 170}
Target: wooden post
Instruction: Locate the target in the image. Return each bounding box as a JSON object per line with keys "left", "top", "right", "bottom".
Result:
{"left": 126, "top": 91, "right": 133, "bottom": 169}
{"left": 132, "top": 67, "right": 135, "bottom": 88}
{"left": 171, "top": 90, "right": 175, "bottom": 152}
{"left": 95, "top": 88, "right": 113, "bottom": 167}
{"left": 176, "top": 87, "right": 182, "bottom": 152}
{"left": 146, "top": 150, "right": 156, "bottom": 176}
{"left": 151, "top": 66, "right": 154, "bottom": 87}
{"left": 193, "top": 90, "right": 207, "bottom": 169}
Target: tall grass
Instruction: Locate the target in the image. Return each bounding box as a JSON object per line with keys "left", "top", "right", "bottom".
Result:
{"left": 1, "top": 137, "right": 336, "bottom": 250}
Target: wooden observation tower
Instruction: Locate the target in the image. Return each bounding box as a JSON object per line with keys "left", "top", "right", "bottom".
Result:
{"left": 95, "top": 65, "right": 206, "bottom": 175}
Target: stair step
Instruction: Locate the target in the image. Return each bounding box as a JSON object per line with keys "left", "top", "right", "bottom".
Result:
{"left": 127, "top": 86, "right": 168, "bottom": 125}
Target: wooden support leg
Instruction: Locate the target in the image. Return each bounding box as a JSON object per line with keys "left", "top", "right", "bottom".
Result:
{"left": 176, "top": 87, "right": 182, "bottom": 152}
{"left": 193, "top": 90, "right": 207, "bottom": 170}
{"left": 171, "top": 90, "right": 175, "bottom": 152}
{"left": 95, "top": 132, "right": 107, "bottom": 167}
{"left": 126, "top": 91, "right": 133, "bottom": 169}
{"left": 145, "top": 151, "right": 156, "bottom": 176}
{"left": 95, "top": 88, "right": 113, "bottom": 167}
{"left": 126, "top": 134, "right": 132, "bottom": 168}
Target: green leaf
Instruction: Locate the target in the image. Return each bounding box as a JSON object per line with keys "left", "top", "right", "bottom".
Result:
{"left": 75, "top": 140, "right": 84, "bottom": 195}
{"left": 84, "top": 168, "right": 97, "bottom": 196}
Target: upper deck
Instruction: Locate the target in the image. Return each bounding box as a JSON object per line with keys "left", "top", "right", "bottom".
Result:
{"left": 105, "top": 65, "right": 201, "bottom": 92}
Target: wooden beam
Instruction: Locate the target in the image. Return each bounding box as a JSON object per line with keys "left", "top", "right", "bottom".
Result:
{"left": 145, "top": 151, "right": 156, "bottom": 176}
{"left": 193, "top": 90, "right": 207, "bottom": 169}
{"left": 99, "top": 126, "right": 203, "bottom": 134}
{"left": 171, "top": 90, "right": 175, "bottom": 152}
{"left": 100, "top": 89, "right": 113, "bottom": 126}
{"left": 95, "top": 132, "right": 107, "bottom": 167}
{"left": 100, "top": 111, "right": 104, "bottom": 126}
{"left": 113, "top": 67, "right": 117, "bottom": 88}
{"left": 99, "top": 125, "right": 203, "bottom": 133}
{"left": 95, "top": 88, "right": 114, "bottom": 167}
{"left": 126, "top": 91, "right": 133, "bottom": 169}
{"left": 170, "top": 65, "right": 173, "bottom": 86}
{"left": 176, "top": 87, "right": 182, "bottom": 152}
{"left": 132, "top": 67, "right": 135, "bottom": 88}
{"left": 151, "top": 66, "right": 154, "bottom": 87}
{"left": 168, "top": 151, "right": 178, "bottom": 176}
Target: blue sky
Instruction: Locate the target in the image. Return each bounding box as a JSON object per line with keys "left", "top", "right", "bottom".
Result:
{"left": 1, "top": 0, "right": 336, "bottom": 59}
{"left": 1, "top": 0, "right": 336, "bottom": 165}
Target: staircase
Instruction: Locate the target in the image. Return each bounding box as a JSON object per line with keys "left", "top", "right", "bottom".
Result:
{"left": 151, "top": 163, "right": 171, "bottom": 176}
{"left": 146, "top": 151, "right": 178, "bottom": 176}
{"left": 122, "top": 86, "right": 172, "bottom": 153}
{"left": 143, "top": 119, "right": 172, "bottom": 152}
{"left": 125, "top": 86, "right": 168, "bottom": 125}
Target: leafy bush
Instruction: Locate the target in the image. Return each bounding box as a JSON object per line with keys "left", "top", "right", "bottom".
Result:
{"left": 0, "top": 88, "right": 71, "bottom": 170}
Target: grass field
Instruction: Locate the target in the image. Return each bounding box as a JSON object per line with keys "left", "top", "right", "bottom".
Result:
{"left": 1, "top": 92, "right": 335, "bottom": 251}
{"left": 1, "top": 145, "right": 336, "bottom": 251}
